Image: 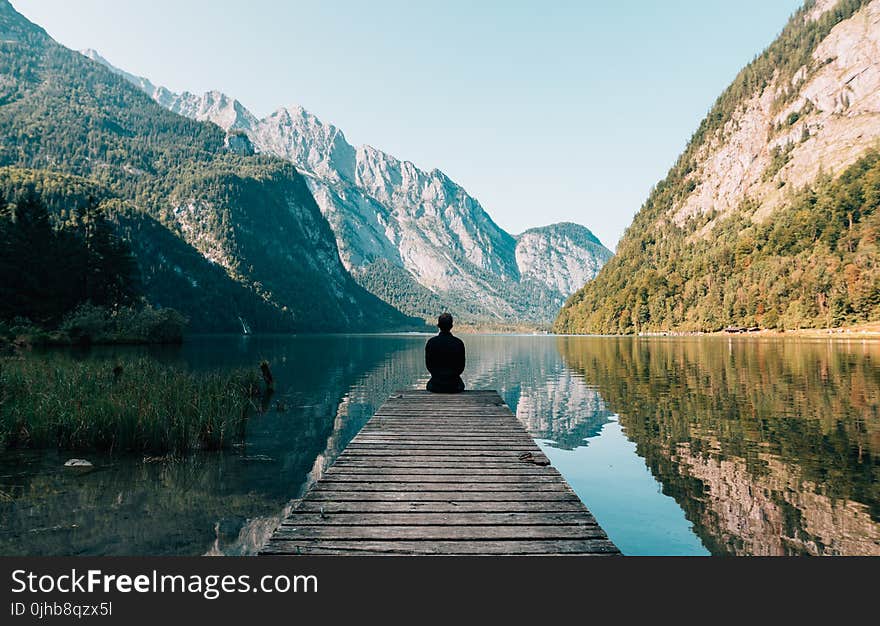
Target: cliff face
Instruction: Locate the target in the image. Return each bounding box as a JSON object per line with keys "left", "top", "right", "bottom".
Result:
{"left": 675, "top": 0, "right": 880, "bottom": 226}
{"left": 556, "top": 0, "right": 880, "bottom": 334}
{"left": 81, "top": 52, "right": 613, "bottom": 325}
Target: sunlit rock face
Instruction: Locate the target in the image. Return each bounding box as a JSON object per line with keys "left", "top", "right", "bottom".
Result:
{"left": 673, "top": 0, "right": 880, "bottom": 227}
{"left": 82, "top": 50, "right": 613, "bottom": 324}
{"left": 515, "top": 224, "right": 613, "bottom": 297}
{"left": 224, "top": 130, "right": 254, "bottom": 156}
{"left": 555, "top": 1, "right": 880, "bottom": 335}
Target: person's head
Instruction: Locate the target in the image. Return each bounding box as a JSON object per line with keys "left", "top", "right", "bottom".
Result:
{"left": 438, "top": 312, "right": 453, "bottom": 332}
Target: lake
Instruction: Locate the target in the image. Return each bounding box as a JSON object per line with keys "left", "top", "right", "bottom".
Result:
{"left": 1, "top": 334, "right": 877, "bottom": 556}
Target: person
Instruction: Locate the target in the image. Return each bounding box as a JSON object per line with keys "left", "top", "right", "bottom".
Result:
{"left": 425, "top": 312, "right": 465, "bottom": 393}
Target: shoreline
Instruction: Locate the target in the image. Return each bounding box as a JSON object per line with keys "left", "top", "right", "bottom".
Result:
{"left": 634, "top": 323, "right": 880, "bottom": 339}
{"left": 6, "top": 323, "right": 879, "bottom": 347}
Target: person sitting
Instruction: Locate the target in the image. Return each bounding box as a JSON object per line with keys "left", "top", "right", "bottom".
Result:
{"left": 425, "top": 312, "right": 465, "bottom": 393}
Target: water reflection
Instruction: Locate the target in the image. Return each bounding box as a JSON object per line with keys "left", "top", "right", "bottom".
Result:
{"left": 0, "top": 335, "right": 419, "bottom": 556}
{"left": 559, "top": 337, "right": 880, "bottom": 556}
{"left": 2, "top": 334, "right": 877, "bottom": 556}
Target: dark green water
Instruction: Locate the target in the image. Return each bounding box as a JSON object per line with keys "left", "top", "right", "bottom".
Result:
{"left": 1, "top": 334, "right": 877, "bottom": 556}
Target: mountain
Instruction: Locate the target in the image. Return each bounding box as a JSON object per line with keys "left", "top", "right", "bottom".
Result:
{"left": 556, "top": 0, "right": 880, "bottom": 334}
{"left": 81, "top": 50, "right": 613, "bottom": 325}
{"left": 0, "top": 1, "right": 415, "bottom": 332}
{"left": 515, "top": 223, "right": 612, "bottom": 297}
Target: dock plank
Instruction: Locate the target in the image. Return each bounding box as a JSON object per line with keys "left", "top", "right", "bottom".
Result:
{"left": 260, "top": 390, "right": 619, "bottom": 556}
{"left": 301, "top": 491, "right": 581, "bottom": 502}
{"left": 289, "top": 500, "right": 593, "bottom": 514}
{"left": 261, "top": 539, "right": 620, "bottom": 556}
{"left": 281, "top": 512, "right": 597, "bottom": 525}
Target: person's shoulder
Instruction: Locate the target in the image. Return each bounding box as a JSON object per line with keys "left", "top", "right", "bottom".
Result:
{"left": 453, "top": 335, "right": 465, "bottom": 347}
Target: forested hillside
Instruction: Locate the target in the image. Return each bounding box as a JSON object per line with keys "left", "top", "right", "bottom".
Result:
{"left": 0, "top": 1, "right": 416, "bottom": 332}
{"left": 556, "top": 0, "right": 880, "bottom": 333}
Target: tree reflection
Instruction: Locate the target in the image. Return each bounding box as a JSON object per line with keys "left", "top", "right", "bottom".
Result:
{"left": 559, "top": 336, "right": 880, "bottom": 555}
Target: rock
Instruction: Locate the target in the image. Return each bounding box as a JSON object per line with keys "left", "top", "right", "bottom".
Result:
{"left": 64, "top": 458, "right": 93, "bottom": 468}
{"left": 673, "top": 0, "right": 880, "bottom": 227}
{"left": 224, "top": 130, "right": 254, "bottom": 155}
{"left": 240, "top": 455, "right": 274, "bottom": 463}
{"left": 515, "top": 223, "right": 613, "bottom": 297}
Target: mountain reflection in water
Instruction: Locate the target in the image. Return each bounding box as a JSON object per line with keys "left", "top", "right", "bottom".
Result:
{"left": 559, "top": 336, "right": 880, "bottom": 556}
{"left": 0, "top": 334, "right": 876, "bottom": 556}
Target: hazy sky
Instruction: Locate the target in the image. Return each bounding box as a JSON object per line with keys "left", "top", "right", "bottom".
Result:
{"left": 12, "top": 0, "right": 802, "bottom": 249}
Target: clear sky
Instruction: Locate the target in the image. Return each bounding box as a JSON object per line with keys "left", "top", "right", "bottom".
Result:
{"left": 12, "top": 0, "right": 803, "bottom": 249}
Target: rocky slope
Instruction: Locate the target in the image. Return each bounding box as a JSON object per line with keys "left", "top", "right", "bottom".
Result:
{"left": 0, "top": 2, "right": 414, "bottom": 332}
{"left": 556, "top": 0, "right": 880, "bottom": 333}
{"left": 81, "top": 50, "right": 613, "bottom": 325}
{"left": 676, "top": 0, "right": 880, "bottom": 225}
{"left": 515, "top": 223, "right": 613, "bottom": 297}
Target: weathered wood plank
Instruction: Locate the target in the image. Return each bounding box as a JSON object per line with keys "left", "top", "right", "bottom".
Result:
{"left": 282, "top": 512, "right": 597, "bottom": 526}
{"left": 318, "top": 475, "right": 566, "bottom": 484}
{"left": 364, "top": 426, "right": 520, "bottom": 430}
{"left": 344, "top": 445, "right": 540, "bottom": 450}
{"left": 361, "top": 431, "right": 527, "bottom": 436}
{"left": 312, "top": 482, "right": 567, "bottom": 492}
{"left": 261, "top": 539, "right": 620, "bottom": 555}
{"left": 332, "top": 456, "right": 552, "bottom": 469}
{"left": 270, "top": 525, "right": 606, "bottom": 541}
{"left": 353, "top": 432, "right": 535, "bottom": 439}
{"left": 290, "top": 500, "right": 592, "bottom": 514}
{"left": 301, "top": 490, "right": 580, "bottom": 502}
{"left": 326, "top": 467, "right": 559, "bottom": 476}
{"left": 261, "top": 390, "right": 619, "bottom": 556}
{"left": 338, "top": 449, "right": 542, "bottom": 456}
{"left": 343, "top": 444, "right": 541, "bottom": 451}
{"left": 349, "top": 441, "right": 539, "bottom": 448}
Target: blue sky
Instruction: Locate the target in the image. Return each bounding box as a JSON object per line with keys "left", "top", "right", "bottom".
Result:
{"left": 13, "top": 0, "right": 803, "bottom": 249}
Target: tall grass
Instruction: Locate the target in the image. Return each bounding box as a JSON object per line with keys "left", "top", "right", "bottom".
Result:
{"left": 0, "top": 356, "right": 260, "bottom": 454}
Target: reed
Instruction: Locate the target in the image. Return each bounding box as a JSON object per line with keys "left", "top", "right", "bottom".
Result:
{"left": 0, "top": 356, "right": 260, "bottom": 454}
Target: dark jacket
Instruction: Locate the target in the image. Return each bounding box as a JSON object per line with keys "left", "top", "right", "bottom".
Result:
{"left": 425, "top": 331, "right": 465, "bottom": 393}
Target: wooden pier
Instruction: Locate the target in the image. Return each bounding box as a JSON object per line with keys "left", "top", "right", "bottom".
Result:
{"left": 260, "top": 390, "right": 619, "bottom": 555}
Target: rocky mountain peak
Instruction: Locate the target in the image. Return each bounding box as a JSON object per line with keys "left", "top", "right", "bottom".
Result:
{"left": 516, "top": 224, "right": 612, "bottom": 297}
{"left": 673, "top": 0, "right": 880, "bottom": 228}
{"left": 78, "top": 48, "right": 613, "bottom": 325}
{"left": 257, "top": 105, "right": 356, "bottom": 183}
{"left": 79, "top": 48, "right": 158, "bottom": 96}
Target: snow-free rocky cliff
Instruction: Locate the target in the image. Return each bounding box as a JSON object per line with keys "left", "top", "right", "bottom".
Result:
{"left": 81, "top": 49, "right": 612, "bottom": 324}
{"left": 673, "top": 0, "right": 880, "bottom": 227}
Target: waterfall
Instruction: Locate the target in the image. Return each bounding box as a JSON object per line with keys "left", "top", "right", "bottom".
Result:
{"left": 238, "top": 316, "right": 251, "bottom": 335}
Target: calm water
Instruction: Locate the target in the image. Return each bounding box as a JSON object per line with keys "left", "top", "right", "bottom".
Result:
{"left": 1, "top": 334, "right": 878, "bottom": 556}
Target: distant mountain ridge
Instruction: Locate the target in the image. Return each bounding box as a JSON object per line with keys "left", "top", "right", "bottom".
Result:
{"left": 80, "top": 49, "right": 613, "bottom": 324}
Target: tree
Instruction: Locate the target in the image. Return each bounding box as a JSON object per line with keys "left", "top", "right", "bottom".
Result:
{"left": 73, "top": 196, "right": 139, "bottom": 308}
{"left": 0, "top": 189, "right": 141, "bottom": 325}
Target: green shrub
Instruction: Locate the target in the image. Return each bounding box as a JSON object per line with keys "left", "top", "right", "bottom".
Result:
{"left": 59, "top": 303, "right": 187, "bottom": 344}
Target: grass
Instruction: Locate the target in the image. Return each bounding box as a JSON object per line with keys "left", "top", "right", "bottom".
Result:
{"left": 0, "top": 355, "right": 261, "bottom": 454}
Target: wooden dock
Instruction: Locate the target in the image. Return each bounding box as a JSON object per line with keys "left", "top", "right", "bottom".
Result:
{"left": 260, "top": 390, "right": 619, "bottom": 555}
